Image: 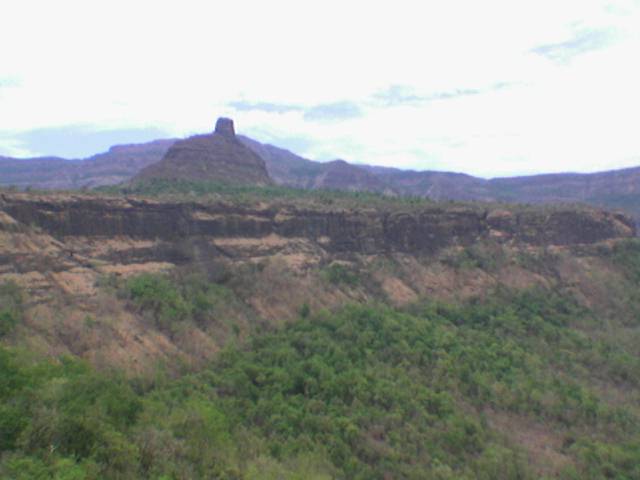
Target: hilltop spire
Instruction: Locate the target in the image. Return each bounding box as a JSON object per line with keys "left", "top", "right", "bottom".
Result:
{"left": 132, "top": 115, "right": 272, "bottom": 186}
{"left": 215, "top": 117, "right": 235, "bottom": 138}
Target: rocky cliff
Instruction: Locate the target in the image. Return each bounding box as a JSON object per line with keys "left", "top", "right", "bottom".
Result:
{"left": 1, "top": 193, "right": 633, "bottom": 256}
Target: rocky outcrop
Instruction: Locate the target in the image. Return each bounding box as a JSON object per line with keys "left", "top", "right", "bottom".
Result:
{"left": 0, "top": 193, "right": 634, "bottom": 258}
{"left": 133, "top": 118, "right": 272, "bottom": 186}
{"left": 215, "top": 117, "right": 236, "bottom": 138}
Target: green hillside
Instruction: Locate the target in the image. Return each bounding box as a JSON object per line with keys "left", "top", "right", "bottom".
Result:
{"left": 3, "top": 244, "right": 640, "bottom": 478}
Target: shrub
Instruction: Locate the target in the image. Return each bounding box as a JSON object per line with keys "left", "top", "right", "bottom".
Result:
{"left": 123, "top": 272, "right": 237, "bottom": 331}
{"left": 124, "top": 274, "right": 191, "bottom": 329}
{"left": 441, "top": 243, "right": 506, "bottom": 272}
{"left": 0, "top": 281, "right": 23, "bottom": 336}
{"left": 299, "top": 303, "right": 311, "bottom": 318}
{"left": 3, "top": 285, "right": 640, "bottom": 478}
{"left": 322, "top": 263, "right": 360, "bottom": 286}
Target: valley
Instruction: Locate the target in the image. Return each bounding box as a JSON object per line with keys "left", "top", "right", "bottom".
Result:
{"left": 2, "top": 183, "right": 640, "bottom": 478}
{"left": 4, "top": 1, "right": 640, "bottom": 477}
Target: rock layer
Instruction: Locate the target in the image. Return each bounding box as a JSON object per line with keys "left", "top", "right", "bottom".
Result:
{"left": 1, "top": 193, "right": 634, "bottom": 256}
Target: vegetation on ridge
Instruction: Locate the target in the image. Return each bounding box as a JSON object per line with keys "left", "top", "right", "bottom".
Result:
{"left": 97, "top": 178, "right": 438, "bottom": 210}
{"left": 89, "top": 178, "right": 610, "bottom": 217}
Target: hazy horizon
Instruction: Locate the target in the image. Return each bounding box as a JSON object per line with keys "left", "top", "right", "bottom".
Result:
{"left": 2, "top": 0, "right": 639, "bottom": 178}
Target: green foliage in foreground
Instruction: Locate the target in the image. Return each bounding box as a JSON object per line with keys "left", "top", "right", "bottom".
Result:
{"left": 2, "top": 289, "right": 640, "bottom": 479}
{"left": 0, "top": 281, "right": 23, "bottom": 337}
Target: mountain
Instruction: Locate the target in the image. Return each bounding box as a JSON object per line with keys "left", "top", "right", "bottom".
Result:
{"left": 366, "top": 165, "right": 640, "bottom": 220}
{"left": 238, "top": 136, "right": 396, "bottom": 194}
{"left": 362, "top": 165, "right": 493, "bottom": 201}
{"left": 489, "top": 167, "right": 640, "bottom": 213}
{"left": 133, "top": 118, "right": 271, "bottom": 186}
{"left": 238, "top": 136, "right": 640, "bottom": 221}
{"left": 80, "top": 140, "right": 177, "bottom": 187}
{"left": 0, "top": 156, "right": 81, "bottom": 189}
{"left": 311, "top": 159, "right": 396, "bottom": 194}
{"left": 0, "top": 140, "right": 174, "bottom": 189}
{"left": 237, "top": 135, "right": 324, "bottom": 188}
{"left": 3, "top": 121, "right": 640, "bottom": 222}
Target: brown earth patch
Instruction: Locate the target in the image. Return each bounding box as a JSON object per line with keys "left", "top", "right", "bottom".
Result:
{"left": 380, "top": 277, "right": 418, "bottom": 306}
{"left": 97, "top": 261, "right": 175, "bottom": 278}
{"left": 496, "top": 265, "right": 550, "bottom": 290}
{"left": 51, "top": 268, "right": 97, "bottom": 296}
{"left": 485, "top": 409, "right": 572, "bottom": 476}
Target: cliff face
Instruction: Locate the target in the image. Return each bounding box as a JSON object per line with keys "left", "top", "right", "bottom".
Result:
{"left": 0, "top": 193, "right": 634, "bottom": 257}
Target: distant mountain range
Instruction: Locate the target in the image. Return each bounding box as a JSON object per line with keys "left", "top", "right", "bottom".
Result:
{"left": 0, "top": 140, "right": 175, "bottom": 190}
{"left": 2, "top": 124, "right": 640, "bottom": 222}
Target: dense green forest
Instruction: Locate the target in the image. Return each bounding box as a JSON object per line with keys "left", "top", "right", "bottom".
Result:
{"left": 2, "top": 277, "right": 640, "bottom": 478}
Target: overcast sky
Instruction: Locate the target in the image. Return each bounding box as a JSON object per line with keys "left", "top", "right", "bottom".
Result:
{"left": 1, "top": 0, "right": 639, "bottom": 177}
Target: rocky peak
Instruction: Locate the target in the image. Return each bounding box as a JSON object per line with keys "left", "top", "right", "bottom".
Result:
{"left": 215, "top": 117, "right": 236, "bottom": 138}
{"left": 132, "top": 116, "right": 272, "bottom": 186}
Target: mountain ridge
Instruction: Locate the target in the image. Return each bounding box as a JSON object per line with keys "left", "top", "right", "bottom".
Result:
{"left": 3, "top": 122, "right": 640, "bottom": 222}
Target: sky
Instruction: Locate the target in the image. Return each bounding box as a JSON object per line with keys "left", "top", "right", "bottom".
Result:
{"left": 1, "top": 0, "right": 639, "bottom": 177}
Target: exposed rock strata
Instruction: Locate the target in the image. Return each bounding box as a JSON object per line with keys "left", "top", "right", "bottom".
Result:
{"left": 1, "top": 194, "right": 634, "bottom": 257}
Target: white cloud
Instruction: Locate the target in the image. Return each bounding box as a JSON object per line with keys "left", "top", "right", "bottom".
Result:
{"left": 1, "top": 0, "right": 639, "bottom": 176}
{"left": 0, "top": 137, "right": 37, "bottom": 158}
